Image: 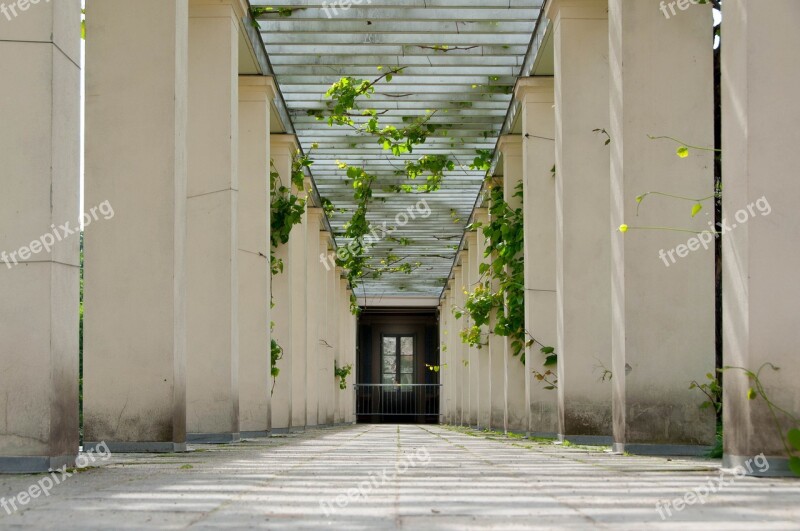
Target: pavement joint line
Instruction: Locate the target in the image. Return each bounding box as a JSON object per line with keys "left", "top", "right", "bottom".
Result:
{"left": 416, "top": 425, "right": 604, "bottom": 527}
{"left": 181, "top": 424, "right": 376, "bottom": 529}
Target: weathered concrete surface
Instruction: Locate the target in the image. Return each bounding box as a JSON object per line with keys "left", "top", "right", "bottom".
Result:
{"left": 0, "top": 424, "right": 798, "bottom": 529}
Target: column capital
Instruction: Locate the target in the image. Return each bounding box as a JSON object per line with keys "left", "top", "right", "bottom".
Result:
{"left": 190, "top": 0, "right": 250, "bottom": 20}
{"left": 498, "top": 135, "right": 523, "bottom": 157}
{"left": 307, "top": 206, "right": 324, "bottom": 221}
{"left": 545, "top": 0, "right": 608, "bottom": 22}
{"left": 514, "top": 77, "right": 555, "bottom": 103}
{"left": 472, "top": 207, "right": 489, "bottom": 225}
{"left": 239, "top": 76, "right": 278, "bottom": 101}
{"left": 465, "top": 231, "right": 478, "bottom": 246}
{"left": 319, "top": 230, "right": 333, "bottom": 250}
{"left": 270, "top": 134, "right": 299, "bottom": 154}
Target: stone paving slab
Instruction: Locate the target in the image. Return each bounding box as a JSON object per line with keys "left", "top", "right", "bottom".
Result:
{"left": 0, "top": 424, "right": 798, "bottom": 529}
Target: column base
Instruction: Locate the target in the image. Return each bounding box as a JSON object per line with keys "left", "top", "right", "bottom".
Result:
{"left": 723, "top": 453, "right": 796, "bottom": 477}
{"left": 289, "top": 426, "right": 306, "bottom": 433}
{"left": 240, "top": 431, "right": 269, "bottom": 438}
{"left": 613, "top": 442, "right": 711, "bottom": 456}
{"left": 270, "top": 427, "right": 290, "bottom": 435}
{"left": 560, "top": 434, "right": 613, "bottom": 446}
{"left": 85, "top": 441, "right": 187, "bottom": 454}
{"left": 186, "top": 432, "right": 241, "bottom": 444}
{"left": 0, "top": 455, "right": 76, "bottom": 474}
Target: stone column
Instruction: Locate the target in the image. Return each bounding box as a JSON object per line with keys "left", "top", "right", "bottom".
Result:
{"left": 269, "top": 136, "right": 296, "bottom": 433}
{"left": 457, "top": 256, "right": 471, "bottom": 425}
{"left": 289, "top": 179, "right": 309, "bottom": 432}
{"left": 473, "top": 209, "right": 492, "bottom": 430}
{"left": 439, "top": 299, "right": 446, "bottom": 420}
{"left": 450, "top": 264, "right": 469, "bottom": 426}
{"left": 83, "top": 0, "right": 187, "bottom": 455}
{"left": 337, "top": 276, "right": 349, "bottom": 424}
{"left": 320, "top": 242, "right": 337, "bottom": 427}
{"left": 547, "top": 0, "right": 612, "bottom": 444}
{"left": 487, "top": 214, "right": 506, "bottom": 431}
{"left": 517, "top": 78, "right": 559, "bottom": 438}
{"left": 346, "top": 286, "right": 356, "bottom": 423}
{"left": 499, "top": 136, "right": 527, "bottom": 434}
{"left": 608, "top": 0, "right": 715, "bottom": 454}
{"left": 447, "top": 292, "right": 457, "bottom": 424}
{"left": 466, "top": 233, "right": 480, "bottom": 427}
{"left": 186, "top": 0, "right": 244, "bottom": 443}
{"left": 304, "top": 210, "right": 323, "bottom": 427}
{"left": 722, "top": 0, "right": 800, "bottom": 475}
{"left": 237, "top": 77, "right": 276, "bottom": 438}
{"left": 0, "top": 0, "right": 81, "bottom": 471}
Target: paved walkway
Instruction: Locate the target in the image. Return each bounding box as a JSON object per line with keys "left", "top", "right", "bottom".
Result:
{"left": 0, "top": 424, "right": 798, "bottom": 529}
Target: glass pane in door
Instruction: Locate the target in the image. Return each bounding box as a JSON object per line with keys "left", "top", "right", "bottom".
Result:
{"left": 382, "top": 336, "right": 397, "bottom": 384}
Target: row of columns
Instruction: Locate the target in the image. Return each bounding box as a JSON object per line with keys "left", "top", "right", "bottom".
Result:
{"left": 268, "top": 166, "right": 357, "bottom": 433}
{"left": 0, "top": 0, "right": 355, "bottom": 473}
{"left": 441, "top": 0, "right": 800, "bottom": 475}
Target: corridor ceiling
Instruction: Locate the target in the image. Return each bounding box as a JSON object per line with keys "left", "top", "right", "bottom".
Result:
{"left": 254, "top": 0, "right": 544, "bottom": 302}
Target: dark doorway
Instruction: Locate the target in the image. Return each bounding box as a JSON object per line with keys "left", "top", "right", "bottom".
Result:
{"left": 356, "top": 308, "right": 440, "bottom": 423}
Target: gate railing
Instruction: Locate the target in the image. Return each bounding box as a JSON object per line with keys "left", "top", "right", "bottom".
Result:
{"left": 354, "top": 384, "right": 441, "bottom": 417}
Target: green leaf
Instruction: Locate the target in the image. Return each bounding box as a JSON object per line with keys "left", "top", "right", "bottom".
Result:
{"left": 691, "top": 203, "right": 703, "bottom": 217}
{"left": 789, "top": 456, "right": 800, "bottom": 477}
{"left": 747, "top": 388, "right": 758, "bottom": 400}
{"left": 540, "top": 346, "right": 555, "bottom": 354}
{"left": 677, "top": 146, "right": 690, "bottom": 158}
{"left": 544, "top": 354, "right": 557, "bottom": 367}
{"left": 788, "top": 429, "right": 800, "bottom": 451}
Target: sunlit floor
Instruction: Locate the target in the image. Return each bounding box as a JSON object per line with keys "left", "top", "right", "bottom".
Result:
{"left": 0, "top": 424, "right": 798, "bottom": 529}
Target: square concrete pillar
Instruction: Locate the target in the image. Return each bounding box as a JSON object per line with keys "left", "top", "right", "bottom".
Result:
{"left": 457, "top": 257, "right": 471, "bottom": 426}
{"left": 440, "top": 297, "right": 451, "bottom": 422}
{"left": 448, "top": 282, "right": 459, "bottom": 425}
{"left": 722, "top": 0, "right": 800, "bottom": 476}
{"left": 304, "top": 209, "right": 324, "bottom": 427}
{"left": 237, "top": 77, "right": 276, "bottom": 438}
{"left": 450, "top": 278, "right": 460, "bottom": 426}
{"left": 318, "top": 235, "right": 337, "bottom": 427}
{"left": 472, "top": 209, "right": 492, "bottom": 430}
{"left": 451, "top": 264, "right": 469, "bottom": 426}
{"left": 268, "top": 135, "right": 300, "bottom": 433}
{"left": 186, "top": 0, "right": 245, "bottom": 443}
{"left": 517, "top": 78, "right": 559, "bottom": 438}
{"left": 270, "top": 232, "right": 293, "bottom": 433}
{"left": 83, "top": 0, "right": 188, "bottom": 455}
{"left": 547, "top": 0, "right": 613, "bottom": 444}
{"left": 498, "top": 136, "right": 527, "bottom": 434}
{"left": 0, "top": 0, "right": 80, "bottom": 472}
{"left": 347, "top": 284, "right": 355, "bottom": 423}
{"left": 337, "top": 276, "right": 349, "bottom": 424}
{"left": 465, "top": 234, "right": 480, "bottom": 427}
{"left": 487, "top": 255, "right": 506, "bottom": 430}
{"left": 440, "top": 297, "right": 448, "bottom": 423}
{"left": 608, "top": 0, "right": 715, "bottom": 454}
